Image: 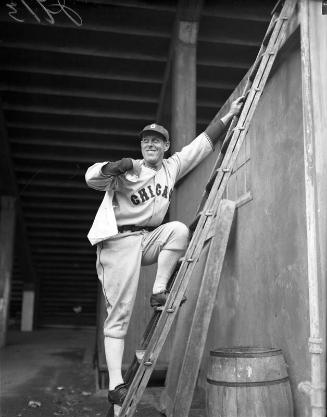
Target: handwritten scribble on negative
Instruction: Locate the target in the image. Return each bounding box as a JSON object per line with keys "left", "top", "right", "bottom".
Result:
{"left": 6, "top": 0, "right": 83, "bottom": 26}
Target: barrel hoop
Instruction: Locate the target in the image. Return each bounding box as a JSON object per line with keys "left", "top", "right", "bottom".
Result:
{"left": 210, "top": 348, "right": 282, "bottom": 358}
{"left": 206, "top": 376, "right": 289, "bottom": 387}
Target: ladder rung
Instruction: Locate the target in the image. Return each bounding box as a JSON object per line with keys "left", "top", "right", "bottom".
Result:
{"left": 135, "top": 351, "right": 153, "bottom": 366}
{"left": 186, "top": 257, "right": 196, "bottom": 262}
{"left": 189, "top": 208, "right": 214, "bottom": 231}
{"left": 205, "top": 166, "right": 230, "bottom": 192}
{"left": 153, "top": 304, "right": 178, "bottom": 312}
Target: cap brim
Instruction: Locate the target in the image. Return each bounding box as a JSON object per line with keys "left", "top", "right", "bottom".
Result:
{"left": 140, "top": 130, "right": 168, "bottom": 141}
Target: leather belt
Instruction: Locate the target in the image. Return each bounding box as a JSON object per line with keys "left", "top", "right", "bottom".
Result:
{"left": 117, "top": 225, "right": 156, "bottom": 233}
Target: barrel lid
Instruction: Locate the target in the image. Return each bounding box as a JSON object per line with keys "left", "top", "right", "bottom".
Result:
{"left": 210, "top": 347, "right": 283, "bottom": 358}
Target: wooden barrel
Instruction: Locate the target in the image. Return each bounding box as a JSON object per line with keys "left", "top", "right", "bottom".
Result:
{"left": 206, "top": 347, "right": 294, "bottom": 417}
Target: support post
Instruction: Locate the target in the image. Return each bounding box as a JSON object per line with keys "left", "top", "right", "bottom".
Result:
{"left": 162, "top": 3, "right": 201, "bottom": 410}
{"left": 0, "top": 196, "right": 16, "bottom": 347}
{"left": 21, "top": 282, "right": 35, "bottom": 331}
{"left": 0, "top": 102, "right": 37, "bottom": 332}
{"left": 170, "top": 16, "right": 200, "bottom": 221}
{"left": 171, "top": 20, "right": 198, "bottom": 150}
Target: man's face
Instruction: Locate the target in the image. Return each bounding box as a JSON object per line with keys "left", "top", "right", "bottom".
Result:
{"left": 141, "top": 133, "right": 170, "bottom": 168}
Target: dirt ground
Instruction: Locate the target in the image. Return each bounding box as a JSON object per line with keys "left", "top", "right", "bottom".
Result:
{"left": 0, "top": 329, "right": 167, "bottom": 417}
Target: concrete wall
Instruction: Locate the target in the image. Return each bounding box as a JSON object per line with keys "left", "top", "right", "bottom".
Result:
{"left": 172, "top": 35, "right": 311, "bottom": 416}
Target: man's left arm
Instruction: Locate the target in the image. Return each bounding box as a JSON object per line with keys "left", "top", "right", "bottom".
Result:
{"left": 170, "top": 96, "right": 244, "bottom": 181}
{"left": 205, "top": 96, "right": 244, "bottom": 147}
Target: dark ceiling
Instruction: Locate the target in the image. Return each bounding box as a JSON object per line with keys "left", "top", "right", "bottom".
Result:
{"left": 0, "top": 0, "right": 273, "bottom": 327}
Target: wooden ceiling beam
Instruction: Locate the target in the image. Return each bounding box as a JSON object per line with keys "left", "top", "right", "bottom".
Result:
{"left": 197, "top": 99, "right": 225, "bottom": 108}
{"left": 17, "top": 190, "right": 100, "bottom": 201}
{"left": 23, "top": 201, "right": 96, "bottom": 211}
{"left": 35, "top": 278, "right": 94, "bottom": 284}
{"left": 30, "top": 239, "right": 90, "bottom": 247}
{"left": 2, "top": 42, "right": 166, "bottom": 62}
{"left": 33, "top": 253, "right": 95, "bottom": 264}
{"left": 73, "top": 0, "right": 175, "bottom": 12}
{"left": 33, "top": 247, "right": 94, "bottom": 255}
{"left": 37, "top": 277, "right": 94, "bottom": 283}
{"left": 40, "top": 300, "right": 96, "bottom": 306}
{"left": 33, "top": 253, "right": 93, "bottom": 260}
{"left": 198, "top": 80, "right": 236, "bottom": 89}
{"left": 202, "top": 5, "right": 271, "bottom": 22}
{"left": 0, "top": 65, "right": 162, "bottom": 84}
{"left": 3, "top": 105, "right": 154, "bottom": 120}
{"left": 15, "top": 165, "right": 87, "bottom": 176}
{"left": 1, "top": 86, "right": 157, "bottom": 104}
{"left": 25, "top": 212, "right": 92, "bottom": 221}
{"left": 33, "top": 246, "right": 93, "bottom": 254}
{"left": 36, "top": 264, "right": 93, "bottom": 270}
{"left": 7, "top": 122, "right": 137, "bottom": 137}
{"left": 0, "top": 16, "right": 170, "bottom": 39}
{"left": 28, "top": 231, "right": 91, "bottom": 239}
{"left": 13, "top": 151, "right": 139, "bottom": 163}
{"left": 26, "top": 222, "right": 89, "bottom": 230}
{"left": 11, "top": 137, "right": 139, "bottom": 152}
{"left": 18, "top": 178, "right": 89, "bottom": 189}
{"left": 198, "top": 34, "right": 260, "bottom": 47}
{"left": 198, "top": 59, "right": 250, "bottom": 69}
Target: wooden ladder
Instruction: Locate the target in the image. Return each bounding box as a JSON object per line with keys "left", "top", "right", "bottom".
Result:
{"left": 112, "top": 1, "right": 297, "bottom": 415}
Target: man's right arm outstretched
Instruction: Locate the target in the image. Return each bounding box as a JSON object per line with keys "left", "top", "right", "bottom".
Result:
{"left": 85, "top": 158, "right": 141, "bottom": 191}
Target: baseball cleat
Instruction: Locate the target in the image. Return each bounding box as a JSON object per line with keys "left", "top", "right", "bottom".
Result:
{"left": 150, "top": 290, "right": 187, "bottom": 308}
{"left": 150, "top": 290, "right": 169, "bottom": 308}
{"left": 107, "top": 383, "right": 128, "bottom": 406}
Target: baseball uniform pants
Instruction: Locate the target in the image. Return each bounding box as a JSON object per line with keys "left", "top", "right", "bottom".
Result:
{"left": 96, "top": 221, "right": 189, "bottom": 338}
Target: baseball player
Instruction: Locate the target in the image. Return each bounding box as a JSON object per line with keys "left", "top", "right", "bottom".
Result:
{"left": 85, "top": 96, "right": 243, "bottom": 414}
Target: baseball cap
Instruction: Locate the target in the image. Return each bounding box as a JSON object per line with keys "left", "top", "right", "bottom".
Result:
{"left": 140, "top": 123, "right": 169, "bottom": 142}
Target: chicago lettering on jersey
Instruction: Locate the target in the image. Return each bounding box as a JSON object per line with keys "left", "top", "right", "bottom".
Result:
{"left": 130, "top": 184, "right": 173, "bottom": 205}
